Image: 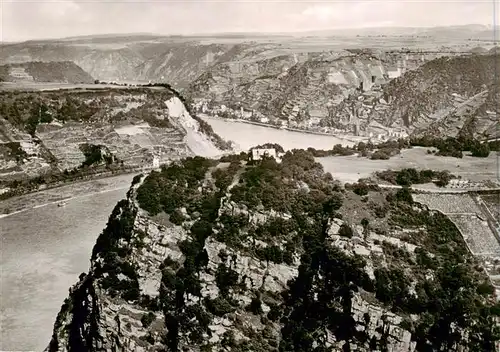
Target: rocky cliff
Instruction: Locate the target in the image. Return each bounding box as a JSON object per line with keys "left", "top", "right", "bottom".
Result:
{"left": 366, "top": 54, "right": 499, "bottom": 139}
{"left": 46, "top": 151, "right": 500, "bottom": 351}
{"left": 0, "top": 87, "right": 226, "bottom": 189}
{"left": 0, "top": 38, "right": 247, "bottom": 87}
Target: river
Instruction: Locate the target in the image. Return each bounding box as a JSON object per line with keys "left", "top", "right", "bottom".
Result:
{"left": 199, "top": 115, "right": 355, "bottom": 151}
{"left": 0, "top": 175, "right": 134, "bottom": 351}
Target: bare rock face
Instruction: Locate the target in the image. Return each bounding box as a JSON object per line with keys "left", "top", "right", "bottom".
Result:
{"left": 45, "top": 153, "right": 499, "bottom": 352}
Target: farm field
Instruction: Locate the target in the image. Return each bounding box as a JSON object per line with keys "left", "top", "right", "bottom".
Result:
{"left": 318, "top": 147, "right": 499, "bottom": 184}
{"left": 481, "top": 194, "right": 500, "bottom": 220}
{"left": 413, "top": 191, "right": 500, "bottom": 295}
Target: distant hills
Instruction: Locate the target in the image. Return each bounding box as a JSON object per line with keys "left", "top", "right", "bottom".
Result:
{"left": 0, "top": 61, "right": 94, "bottom": 84}
{"left": 0, "top": 25, "right": 497, "bottom": 141}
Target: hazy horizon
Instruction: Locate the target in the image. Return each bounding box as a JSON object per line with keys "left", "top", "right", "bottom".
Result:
{"left": 1, "top": 0, "right": 498, "bottom": 42}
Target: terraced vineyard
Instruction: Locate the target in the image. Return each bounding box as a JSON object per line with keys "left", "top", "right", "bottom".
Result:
{"left": 413, "top": 192, "right": 500, "bottom": 295}
{"left": 0, "top": 86, "right": 224, "bottom": 190}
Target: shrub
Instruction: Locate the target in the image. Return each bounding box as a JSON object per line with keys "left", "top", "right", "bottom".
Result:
{"left": 470, "top": 141, "right": 490, "bottom": 157}
{"left": 395, "top": 187, "right": 413, "bottom": 203}
{"left": 248, "top": 296, "right": 263, "bottom": 315}
{"left": 141, "top": 312, "right": 156, "bottom": 328}
{"left": 169, "top": 209, "right": 185, "bottom": 225}
{"left": 338, "top": 223, "right": 354, "bottom": 238}
{"left": 370, "top": 149, "right": 391, "bottom": 160}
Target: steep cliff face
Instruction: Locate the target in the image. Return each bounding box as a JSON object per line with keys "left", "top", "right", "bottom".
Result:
{"left": 312, "top": 53, "right": 498, "bottom": 139}
{"left": 47, "top": 151, "right": 499, "bottom": 352}
{"left": 374, "top": 54, "right": 499, "bottom": 138}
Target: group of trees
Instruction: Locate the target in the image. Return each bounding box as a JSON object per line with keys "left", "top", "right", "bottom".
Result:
{"left": 136, "top": 156, "right": 217, "bottom": 217}
{"left": 383, "top": 194, "right": 500, "bottom": 350}
{"left": 306, "top": 134, "right": 495, "bottom": 162}
{"left": 79, "top": 143, "right": 114, "bottom": 167}
{"left": 1, "top": 142, "right": 28, "bottom": 163}
{"left": 377, "top": 168, "right": 454, "bottom": 187}
{"left": 306, "top": 138, "right": 409, "bottom": 160}
{"left": 411, "top": 135, "right": 496, "bottom": 158}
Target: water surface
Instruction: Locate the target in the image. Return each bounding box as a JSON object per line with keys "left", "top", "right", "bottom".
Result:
{"left": 200, "top": 115, "right": 354, "bottom": 151}
{"left": 1, "top": 187, "right": 129, "bottom": 351}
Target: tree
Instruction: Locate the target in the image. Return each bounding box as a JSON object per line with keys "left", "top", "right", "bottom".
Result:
{"left": 470, "top": 141, "right": 490, "bottom": 158}
{"left": 352, "top": 182, "right": 369, "bottom": 196}
{"left": 356, "top": 141, "right": 367, "bottom": 152}
{"left": 338, "top": 223, "right": 354, "bottom": 238}
{"left": 322, "top": 194, "right": 343, "bottom": 216}
{"left": 395, "top": 187, "right": 413, "bottom": 203}
{"left": 361, "top": 218, "right": 369, "bottom": 229}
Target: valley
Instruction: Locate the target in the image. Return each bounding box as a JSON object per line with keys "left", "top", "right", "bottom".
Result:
{"left": 1, "top": 116, "right": 498, "bottom": 351}
{"left": 44, "top": 150, "right": 500, "bottom": 352}
{"left": 1, "top": 23, "right": 500, "bottom": 352}
{"left": 1, "top": 27, "right": 499, "bottom": 142}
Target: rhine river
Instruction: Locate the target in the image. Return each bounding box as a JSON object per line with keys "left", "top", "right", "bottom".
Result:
{"left": 0, "top": 175, "right": 134, "bottom": 351}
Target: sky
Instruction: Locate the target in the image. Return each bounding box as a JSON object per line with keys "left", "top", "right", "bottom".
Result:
{"left": 0, "top": 0, "right": 497, "bottom": 42}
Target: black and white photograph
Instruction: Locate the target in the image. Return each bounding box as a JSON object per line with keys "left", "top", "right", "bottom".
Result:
{"left": 0, "top": 0, "right": 499, "bottom": 351}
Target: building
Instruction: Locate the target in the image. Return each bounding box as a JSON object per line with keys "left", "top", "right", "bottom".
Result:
{"left": 152, "top": 155, "right": 160, "bottom": 168}
{"left": 252, "top": 148, "right": 277, "bottom": 160}
{"left": 387, "top": 66, "right": 402, "bottom": 79}
{"left": 448, "top": 179, "right": 470, "bottom": 188}
{"left": 251, "top": 148, "right": 283, "bottom": 163}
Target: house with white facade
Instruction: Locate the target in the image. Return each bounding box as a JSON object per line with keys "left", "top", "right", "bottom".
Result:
{"left": 251, "top": 148, "right": 283, "bottom": 163}
{"left": 152, "top": 155, "right": 160, "bottom": 168}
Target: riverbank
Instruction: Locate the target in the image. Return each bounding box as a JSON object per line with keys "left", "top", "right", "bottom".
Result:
{"left": 0, "top": 165, "right": 150, "bottom": 203}
{"left": 0, "top": 173, "right": 138, "bottom": 217}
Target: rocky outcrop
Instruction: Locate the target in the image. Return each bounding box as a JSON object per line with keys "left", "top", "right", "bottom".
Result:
{"left": 46, "top": 152, "right": 500, "bottom": 351}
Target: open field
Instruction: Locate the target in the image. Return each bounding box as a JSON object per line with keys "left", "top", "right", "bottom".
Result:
{"left": 318, "top": 147, "right": 499, "bottom": 184}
